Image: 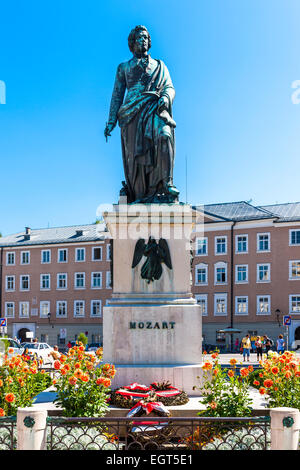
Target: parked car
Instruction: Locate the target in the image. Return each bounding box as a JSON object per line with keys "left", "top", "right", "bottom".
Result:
{"left": 22, "top": 342, "right": 54, "bottom": 365}
{"left": 87, "top": 342, "right": 102, "bottom": 352}
{"left": 0, "top": 337, "right": 24, "bottom": 358}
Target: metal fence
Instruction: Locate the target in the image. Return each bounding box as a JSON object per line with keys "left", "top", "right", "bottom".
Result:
{"left": 0, "top": 416, "right": 17, "bottom": 450}
{"left": 46, "top": 415, "right": 271, "bottom": 451}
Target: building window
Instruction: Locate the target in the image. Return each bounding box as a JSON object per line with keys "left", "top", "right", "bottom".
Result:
{"left": 195, "top": 264, "right": 208, "bottom": 285}
{"left": 91, "top": 300, "right": 102, "bottom": 317}
{"left": 41, "top": 250, "right": 51, "bottom": 264}
{"left": 257, "top": 296, "right": 271, "bottom": 315}
{"left": 6, "top": 252, "right": 15, "bottom": 265}
{"left": 289, "top": 260, "right": 300, "bottom": 280}
{"left": 214, "top": 262, "right": 227, "bottom": 284}
{"left": 19, "top": 302, "right": 29, "bottom": 318}
{"left": 56, "top": 301, "right": 67, "bottom": 318}
{"left": 74, "top": 301, "right": 85, "bottom": 317}
{"left": 40, "top": 274, "right": 50, "bottom": 290}
{"left": 91, "top": 272, "right": 102, "bottom": 289}
{"left": 257, "top": 264, "right": 271, "bottom": 282}
{"left": 5, "top": 275, "right": 15, "bottom": 291}
{"left": 20, "top": 275, "right": 30, "bottom": 291}
{"left": 195, "top": 294, "right": 208, "bottom": 316}
{"left": 235, "top": 265, "right": 248, "bottom": 283}
{"left": 106, "top": 271, "right": 111, "bottom": 289}
{"left": 76, "top": 248, "right": 85, "bottom": 262}
{"left": 92, "top": 247, "right": 102, "bottom": 261}
{"left": 40, "top": 301, "right": 50, "bottom": 318}
{"left": 57, "top": 273, "right": 67, "bottom": 289}
{"left": 5, "top": 302, "right": 14, "bottom": 318}
{"left": 196, "top": 237, "right": 208, "bottom": 256}
{"left": 75, "top": 272, "right": 85, "bottom": 289}
{"left": 236, "top": 234, "right": 248, "bottom": 253}
{"left": 214, "top": 294, "right": 227, "bottom": 316}
{"left": 215, "top": 237, "right": 227, "bottom": 255}
{"left": 290, "top": 230, "right": 300, "bottom": 246}
{"left": 21, "top": 251, "right": 30, "bottom": 265}
{"left": 290, "top": 295, "right": 300, "bottom": 314}
{"left": 257, "top": 233, "right": 270, "bottom": 252}
{"left": 58, "top": 248, "right": 68, "bottom": 263}
{"left": 235, "top": 296, "right": 248, "bottom": 315}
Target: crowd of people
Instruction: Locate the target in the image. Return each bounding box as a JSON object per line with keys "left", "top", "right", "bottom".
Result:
{"left": 236, "top": 334, "right": 286, "bottom": 362}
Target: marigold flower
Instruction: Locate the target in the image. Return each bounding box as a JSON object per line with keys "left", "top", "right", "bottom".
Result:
{"left": 211, "top": 353, "right": 219, "bottom": 360}
{"left": 63, "top": 364, "right": 71, "bottom": 372}
{"left": 203, "top": 351, "right": 207, "bottom": 355}
{"left": 80, "top": 373, "right": 89, "bottom": 382}
{"left": 209, "top": 401, "right": 217, "bottom": 409}
{"left": 271, "top": 367, "right": 279, "bottom": 375}
{"left": 60, "top": 368, "right": 67, "bottom": 376}
{"left": 5, "top": 393, "right": 15, "bottom": 403}
{"left": 248, "top": 365, "right": 254, "bottom": 373}
{"left": 79, "top": 346, "right": 85, "bottom": 352}
{"left": 96, "top": 377, "right": 111, "bottom": 387}
{"left": 263, "top": 379, "right": 273, "bottom": 388}
{"left": 240, "top": 368, "right": 249, "bottom": 377}
{"left": 74, "top": 369, "right": 83, "bottom": 379}
{"left": 228, "top": 370, "right": 235, "bottom": 377}
{"left": 202, "top": 361, "right": 213, "bottom": 371}
{"left": 295, "top": 371, "right": 300, "bottom": 377}
{"left": 52, "top": 379, "right": 57, "bottom": 385}
{"left": 53, "top": 360, "right": 61, "bottom": 370}
{"left": 0, "top": 379, "right": 3, "bottom": 387}
{"left": 253, "top": 380, "right": 260, "bottom": 386}
{"left": 213, "top": 368, "right": 219, "bottom": 376}
{"left": 285, "top": 371, "right": 292, "bottom": 379}
{"left": 8, "top": 348, "right": 14, "bottom": 354}
{"left": 74, "top": 362, "right": 81, "bottom": 369}
{"left": 60, "top": 355, "right": 67, "bottom": 363}
{"left": 259, "top": 387, "right": 266, "bottom": 395}
{"left": 0, "top": 408, "right": 5, "bottom": 417}
{"left": 69, "top": 376, "right": 77, "bottom": 386}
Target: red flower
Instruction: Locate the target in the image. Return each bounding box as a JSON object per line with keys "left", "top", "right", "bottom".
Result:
{"left": 5, "top": 393, "right": 15, "bottom": 403}
{"left": 263, "top": 379, "right": 273, "bottom": 389}
{"left": 0, "top": 408, "right": 5, "bottom": 417}
{"left": 53, "top": 360, "right": 61, "bottom": 370}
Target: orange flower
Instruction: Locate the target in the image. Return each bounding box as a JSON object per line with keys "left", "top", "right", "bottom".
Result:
{"left": 259, "top": 387, "right": 266, "bottom": 395}
{"left": 209, "top": 401, "right": 217, "bottom": 409}
{"left": 63, "top": 364, "right": 71, "bottom": 372}
{"left": 228, "top": 370, "right": 235, "bottom": 377}
{"left": 240, "top": 368, "right": 249, "bottom": 378}
{"left": 79, "top": 346, "right": 85, "bottom": 352}
{"left": 271, "top": 367, "right": 279, "bottom": 375}
{"left": 295, "top": 371, "right": 300, "bottom": 377}
{"left": 96, "top": 377, "right": 111, "bottom": 387}
{"left": 60, "top": 368, "right": 67, "bottom": 376}
{"left": 285, "top": 371, "right": 292, "bottom": 379}
{"left": 80, "top": 373, "right": 89, "bottom": 382}
{"left": 248, "top": 365, "right": 254, "bottom": 373}
{"left": 52, "top": 379, "right": 57, "bottom": 385}
{"left": 253, "top": 380, "right": 260, "bottom": 386}
{"left": 74, "top": 369, "right": 83, "bottom": 379}
{"left": 96, "top": 348, "right": 103, "bottom": 356}
{"left": 0, "top": 379, "right": 3, "bottom": 387}
{"left": 5, "top": 393, "right": 15, "bottom": 403}
{"left": 263, "top": 379, "right": 273, "bottom": 388}
{"left": 74, "top": 362, "right": 81, "bottom": 369}
{"left": 203, "top": 351, "right": 207, "bottom": 355}
{"left": 202, "top": 361, "right": 213, "bottom": 371}
{"left": 213, "top": 368, "right": 219, "bottom": 376}
{"left": 60, "top": 355, "right": 67, "bottom": 363}
{"left": 0, "top": 408, "right": 5, "bottom": 417}
{"left": 86, "top": 362, "right": 94, "bottom": 370}
{"left": 211, "top": 353, "right": 219, "bottom": 360}
{"left": 53, "top": 360, "right": 61, "bottom": 370}
{"left": 69, "top": 376, "right": 77, "bottom": 386}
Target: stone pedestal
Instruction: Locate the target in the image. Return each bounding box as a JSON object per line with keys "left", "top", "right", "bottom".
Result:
{"left": 103, "top": 203, "right": 204, "bottom": 395}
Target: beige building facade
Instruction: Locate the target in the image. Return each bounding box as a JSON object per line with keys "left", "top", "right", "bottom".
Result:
{"left": 0, "top": 224, "right": 111, "bottom": 346}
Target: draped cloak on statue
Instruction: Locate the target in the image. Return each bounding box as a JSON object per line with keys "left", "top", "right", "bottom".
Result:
{"left": 107, "top": 55, "right": 176, "bottom": 203}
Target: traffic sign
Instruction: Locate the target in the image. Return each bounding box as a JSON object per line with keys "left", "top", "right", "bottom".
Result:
{"left": 283, "top": 315, "right": 291, "bottom": 326}
{"left": 0, "top": 318, "right": 7, "bottom": 327}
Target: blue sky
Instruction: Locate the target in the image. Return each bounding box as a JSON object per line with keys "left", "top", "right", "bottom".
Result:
{"left": 1, "top": 0, "right": 300, "bottom": 235}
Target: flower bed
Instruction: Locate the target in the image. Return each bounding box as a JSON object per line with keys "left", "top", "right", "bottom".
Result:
{"left": 0, "top": 350, "right": 51, "bottom": 416}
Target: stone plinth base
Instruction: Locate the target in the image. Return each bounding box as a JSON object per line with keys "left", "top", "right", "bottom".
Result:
{"left": 110, "top": 364, "right": 204, "bottom": 396}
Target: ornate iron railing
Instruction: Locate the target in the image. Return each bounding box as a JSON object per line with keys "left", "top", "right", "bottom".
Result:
{"left": 0, "top": 416, "right": 17, "bottom": 450}
{"left": 46, "top": 415, "right": 270, "bottom": 450}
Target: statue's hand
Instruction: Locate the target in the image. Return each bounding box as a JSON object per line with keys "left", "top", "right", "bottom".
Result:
{"left": 104, "top": 123, "right": 115, "bottom": 140}
{"left": 158, "top": 96, "right": 168, "bottom": 112}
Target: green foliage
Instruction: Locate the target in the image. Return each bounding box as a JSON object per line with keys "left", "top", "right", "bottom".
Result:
{"left": 195, "top": 354, "right": 253, "bottom": 418}
{"left": 77, "top": 333, "right": 88, "bottom": 347}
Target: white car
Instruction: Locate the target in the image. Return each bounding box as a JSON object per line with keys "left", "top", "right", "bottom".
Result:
{"left": 0, "top": 337, "right": 24, "bottom": 358}
{"left": 22, "top": 342, "right": 54, "bottom": 365}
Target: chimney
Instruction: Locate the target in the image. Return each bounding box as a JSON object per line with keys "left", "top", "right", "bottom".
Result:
{"left": 24, "top": 227, "right": 31, "bottom": 240}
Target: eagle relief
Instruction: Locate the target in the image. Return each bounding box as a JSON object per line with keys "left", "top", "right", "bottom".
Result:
{"left": 131, "top": 236, "right": 172, "bottom": 283}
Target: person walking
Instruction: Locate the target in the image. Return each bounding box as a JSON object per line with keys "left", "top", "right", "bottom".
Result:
{"left": 241, "top": 334, "right": 251, "bottom": 362}
{"left": 255, "top": 335, "right": 263, "bottom": 361}
{"left": 276, "top": 334, "right": 285, "bottom": 354}
{"left": 263, "top": 335, "right": 273, "bottom": 358}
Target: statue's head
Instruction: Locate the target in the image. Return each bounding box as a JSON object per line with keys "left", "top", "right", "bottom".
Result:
{"left": 128, "top": 25, "right": 151, "bottom": 54}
